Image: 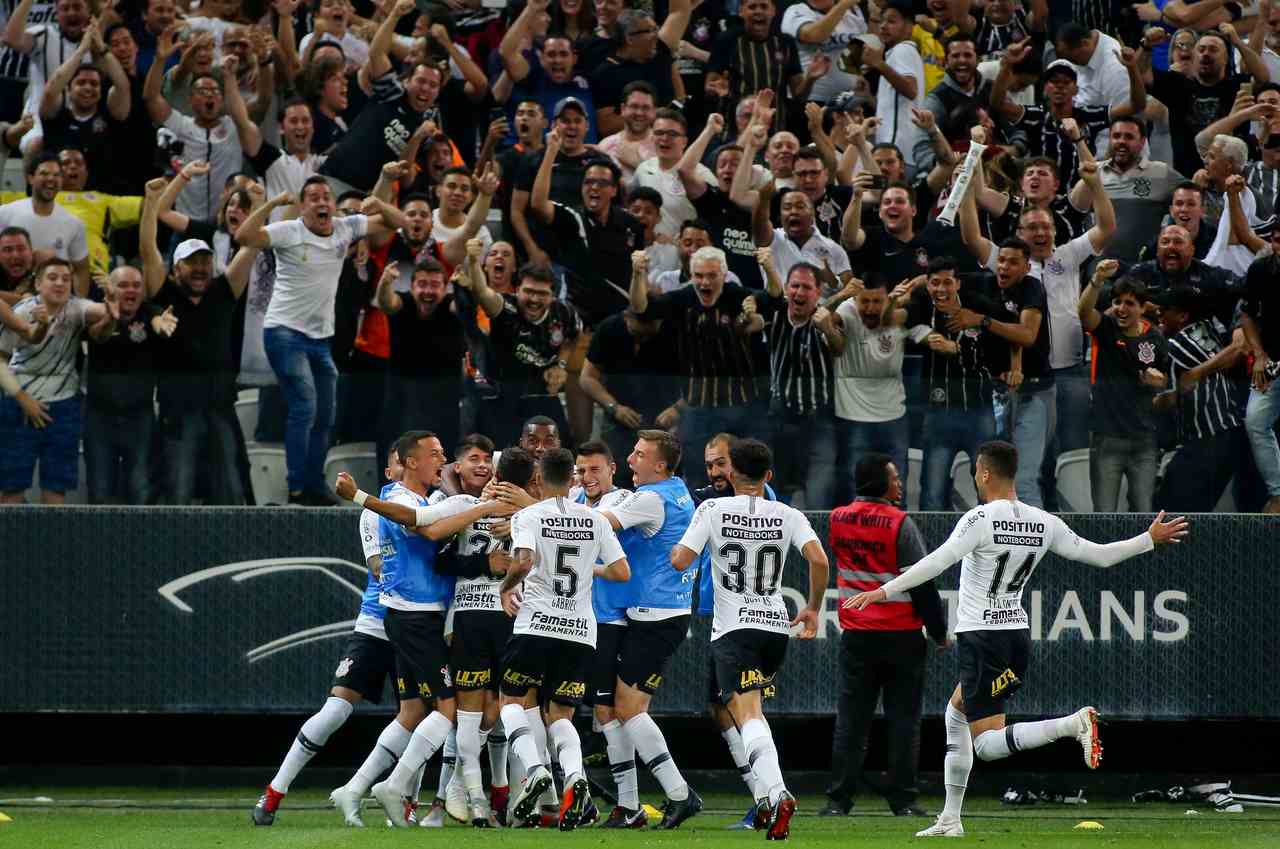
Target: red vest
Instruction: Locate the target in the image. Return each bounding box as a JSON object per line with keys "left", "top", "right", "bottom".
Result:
{"left": 829, "top": 500, "right": 923, "bottom": 632}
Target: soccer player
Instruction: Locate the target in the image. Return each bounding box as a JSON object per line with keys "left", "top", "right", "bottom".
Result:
{"left": 595, "top": 430, "right": 702, "bottom": 828}
{"left": 498, "top": 448, "right": 631, "bottom": 830}
{"left": 671, "top": 438, "right": 831, "bottom": 841}
{"left": 254, "top": 447, "right": 426, "bottom": 826}
{"left": 846, "top": 440, "right": 1189, "bottom": 838}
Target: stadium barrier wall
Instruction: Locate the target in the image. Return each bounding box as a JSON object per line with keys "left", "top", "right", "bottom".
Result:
{"left": 4, "top": 507, "right": 1275, "bottom": 719}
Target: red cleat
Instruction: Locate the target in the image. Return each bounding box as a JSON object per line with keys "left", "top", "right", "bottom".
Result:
{"left": 767, "top": 794, "right": 796, "bottom": 840}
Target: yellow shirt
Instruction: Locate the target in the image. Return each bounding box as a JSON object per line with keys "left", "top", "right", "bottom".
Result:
{"left": 0, "top": 190, "right": 142, "bottom": 274}
{"left": 911, "top": 24, "right": 947, "bottom": 95}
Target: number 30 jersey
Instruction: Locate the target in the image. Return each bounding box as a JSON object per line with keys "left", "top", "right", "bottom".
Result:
{"left": 425, "top": 493, "right": 508, "bottom": 614}
{"left": 678, "top": 495, "right": 819, "bottom": 641}
{"left": 510, "top": 496, "right": 626, "bottom": 647}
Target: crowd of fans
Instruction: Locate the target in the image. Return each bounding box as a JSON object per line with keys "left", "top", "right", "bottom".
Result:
{"left": 0, "top": 0, "right": 1278, "bottom": 513}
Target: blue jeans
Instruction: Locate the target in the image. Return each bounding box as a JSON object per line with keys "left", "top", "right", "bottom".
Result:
{"left": 264, "top": 326, "right": 339, "bottom": 494}
{"left": 994, "top": 385, "right": 1053, "bottom": 508}
{"left": 161, "top": 406, "right": 245, "bottom": 504}
{"left": 769, "top": 402, "right": 838, "bottom": 509}
{"left": 678, "top": 400, "right": 772, "bottom": 489}
{"left": 83, "top": 403, "right": 154, "bottom": 504}
{"left": 1245, "top": 379, "right": 1280, "bottom": 498}
{"left": 837, "top": 415, "right": 909, "bottom": 507}
{"left": 919, "top": 406, "right": 996, "bottom": 511}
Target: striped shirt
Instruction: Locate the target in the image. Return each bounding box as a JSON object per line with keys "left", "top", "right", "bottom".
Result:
{"left": 1244, "top": 160, "right": 1280, "bottom": 220}
{"left": 1013, "top": 104, "right": 1110, "bottom": 186}
{"left": 0, "top": 296, "right": 88, "bottom": 402}
{"left": 1166, "top": 317, "right": 1242, "bottom": 441}
{"left": 755, "top": 292, "right": 833, "bottom": 415}
{"left": 905, "top": 287, "right": 996, "bottom": 412}
{"left": 706, "top": 31, "right": 802, "bottom": 134}
{"left": 0, "top": 0, "right": 52, "bottom": 80}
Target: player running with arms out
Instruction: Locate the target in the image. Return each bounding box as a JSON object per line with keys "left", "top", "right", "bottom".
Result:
{"left": 498, "top": 448, "right": 631, "bottom": 831}
{"left": 671, "top": 438, "right": 830, "bottom": 841}
{"left": 847, "top": 440, "right": 1188, "bottom": 838}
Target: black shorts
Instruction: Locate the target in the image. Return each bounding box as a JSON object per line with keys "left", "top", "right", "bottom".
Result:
{"left": 500, "top": 634, "right": 594, "bottom": 706}
{"left": 383, "top": 608, "right": 455, "bottom": 702}
{"left": 330, "top": 631, "right": 399, "bottom": 704}
{"left": 957, "top": 628, "right": 1031, "bottom": 722}
{"left": 450, "top": 610, "right": 514, "bottom": 692}
{"left": 712, "top": 628, "right": 789, "bottom": 704}
{"left": 706, "top": 649, "right": 779, "bottom": 705}
{"left": 618, "top": 614, "right": 689, "bottom": 694}
{"left": 586, "top": 622, "right": 627, "bottom": 707}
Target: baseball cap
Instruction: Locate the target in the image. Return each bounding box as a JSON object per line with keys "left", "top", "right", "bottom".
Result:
{"left": 174, "top": 238, "right": 213, "bottom": 263}
{"left": 1148, "top": 287, "right": 1201, "bottom": 313}
{"left": 1042, "top": 59, "right": 1078, "bottom": 82}
{"left": 829, "top": 91, "right": 873, "bottom": 114}
{"left": 553, "top": 96, "right": 588, "bottom": 119}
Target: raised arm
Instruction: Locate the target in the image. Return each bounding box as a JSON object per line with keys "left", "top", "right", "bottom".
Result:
{"left": 235, "top": 190, "right": 293, "bottom": 249}
{"left": 658, "top": 0, "right": 692, "bottom": 52}
{"left": 375, "top": 260, "right": 404, "bottom": 315}
{"left": 958, "top": 145, "right": 995, "bottom": 263}
{"left": 756, "top": 246, "right": 782, "bottom": 297}
{"left": 529, "top": 127, "right": 561, "bottom": 224}
{"left": 752, "top": 178, "right": 775, "bottom": 248}
{"left": 499, "top": 0, "right": 547, "bottom": 84}
{"left": 39, "top": 31, "right": 92, "bottom": 120}
{"left": 273, "top": 0, "right": 302, "bottom": 83}
{"left": 1226, "top": 174, "right": 1268, "bottom": 253}
{"left": 628, "top": 250, "right": 649, "bottom": 314}
{"left": 428, "top": 23, "right": 488, "bottom": 102}
{"left": 1078, "top": 258, "right": 1119, "bottom": 332}
{"left": 2, "top": 0, "right": 36, "bottom": 54}
{"left": 369, "top": 0, "right": 415, "bottom": 81}
{"left": 793, "top": 0, "right": 857, "bottom": 44}
{"left": 804, "top": 102, "right": 839, "bottom": 177}
{"left": 140, "top": 178, "right": 168, "bottom": 297}
{"left": 442, "top": 165, "right": 498, "bottom": 267}
{"left": 678, "top": 112, "right": 724, "bottom": 201}
{"left": 1221, "top": 22, "right": 1271, "bottom": 83}
{"left": 861, "top": 41, "right": 916, "bottom": 102}
{"left": 989, "top": 39, "right": 1031, "bottom": 124}
{"left": 1109, "top": 45, "right": 1148, "bottom": 119}
{"left": 1079, "top": 161, "right": 1115, "bottom": 253}
{"left": 143, "top": 23, "right": 181, "bottom": 124}
{"left": 220, "top": 55, "right": 262, "bottom": 157}
{"left": 455, "top": 236, "right": 505, "bottom": 317}
{"left": 94, "top": 23, "right": 132, "bottom": 122}
{"left": 730, "top": 122, "right": 766, "bottom": 212}
{"left": 1050, "top": 511, "right": 1186, "bottom": 567}
{"left": 841, "top": 174, "right": 871, "bottom": 251}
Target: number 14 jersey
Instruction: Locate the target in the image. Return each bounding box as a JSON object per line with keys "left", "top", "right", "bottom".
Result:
{"left": 678, "top": 495, "right": 818, "bottom": 641}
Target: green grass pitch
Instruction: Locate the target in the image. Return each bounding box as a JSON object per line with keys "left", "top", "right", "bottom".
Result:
{"left": 2, "top": 789, "right": 1279, "bottom": 849}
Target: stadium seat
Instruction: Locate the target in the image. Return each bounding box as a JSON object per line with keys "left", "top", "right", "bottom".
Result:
{"left": 235, "top": 390, "right": 260, "bottom": 444}
{"left": 246, "top": 444, "right": 289, "bottom": 505}
{"left": 1055, "top": 449, "right": 1093, "bottom": 512}
{"left": 906, "top": 448, "right": 923, "bottom": 512}
{"left": 324, "top": 443, "right": 379, "bottom": 494}
{"left": 950, "top": 452, "right": 976, "bottom": 510}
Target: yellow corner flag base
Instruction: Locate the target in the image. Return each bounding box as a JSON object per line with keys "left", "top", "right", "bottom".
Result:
{"left": 1073, "top": 820, "right": 1104, "bottom": 830}
{"left": 0, "top": 812, "right": 13, "bottom": 823}
{"left": 642, "top": 803, "right": 663, "bottom": 824}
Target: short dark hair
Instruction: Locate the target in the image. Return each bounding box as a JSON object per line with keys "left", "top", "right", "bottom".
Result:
{"left": 277, "top": 96, "right": 311, "bottom": 122}
{"left": 1173, "top": 180, "right": 1204, "bottom": 199}
{"left": 523, "top": 415, "right": 558, "bottom": 432}
{"left": 401, "top": 192, "right": 432, "bottom": 209}
{"left": 679, "top": 218, "right": 712, "bottom": 237}
{"left": 539, "top": 447, "right": 577, "bottom": 488}
{"left": 1111, "top": 276, "right": 1149, "bottom": 303}
{"left": 414, "top": 257, "right": 446, "bottom": 278}
{"left": 794, "top": 145, "right": 825, "bottom": 167}
{"left": 1055, "top": 22, "right": 1090, "bottom": 49}
{"left": 977, "top": 440, "right": 1018, "bottom": 480}
{"left": 713, "top": 144, "right": 744, "bottom": 166}
{"left": 855, "top": 451, "right": 893, "bottom": 497}
{"left": 706, "top": 432, "right": 736, "bottom": 451}
{"left": 455, "top": 433, "right": 495, "bottom": 460}
{"left": 653, "top": 107, "right": 687, "bottom": 132}
{"left": 942, "top": 33, "right": 976, "bottom": 55}
{"left": 103, "top": 21, "right": 131, "bottom": 44}
{"left": 497, "top": 446, "right": 536, "bottom": 488}
{"left": 928, "top": 254, "right": 960, "bottom": 275}
{"left": 1110, "top": 115, "right": 1146, "bottom": 137}
{"left": 621, "top": 80, "right": 658, "bottom": 103}
{"left": 871, "top": 142, "right": 904, "bottom": 163}
{"left": 441, "top": 165, "right": 473, "bottom": 185}
{"left": 997, "top": 237, "right": 1033, "bottom": 260}
{"left": 0, "top": 226, "right": 31, "bottom": 244}
{"left": 26, "top": 152, "right": 60, "bottom": 176}
{"left": 583, "top": 155, "right": 622, "bottom": 186}
{"left": 300, "top": 175, "right": 330, "bottom": 201}
{"left": 394, "top": 430, "right": 438, "bottom": 463}
{"left": 336, "top": 190, "right": 365, "bottom": 205}
{"left": 71, "top": 64, "right": 102, "bottom": 84}
{"left": 728, "top": 438, "right": 772, "bottom": 482}
{"left": 190, "top": 72, "right": 223, "bottom": 93}
{"left": 638, "top": 429, "right": 681, "bottom": 473}
{"left": 786, "top": 262, "right": 821, "bottom": 285}
{"left": 628, "top": 186, "right": 664, "bottom": 208}
{"left": 516, "top": 263, "right": 556, "bottom": 289}
{"left": 576, "top": 440, "right": 613, "bottom": 463}
{"left": 35, "top": 256, "right": 73, "bottom": 280}
{"left": 881, "top": 180, "right": 917, "bottom": 207}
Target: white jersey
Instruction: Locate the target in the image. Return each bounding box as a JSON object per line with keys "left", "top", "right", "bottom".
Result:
{"left": 677, "top": 495, "right": 819, "bottom": 640}
{"left": 881, "top": 499, "right": 1155, "bottom": 633}
{"left": 426, "top": 493, "right": 508, "bottom": 615}
{"left": 510, "top": 496, "right": 625, "bottom": 647}
{"left": 356, "top": 507, "right": 387, "bottom": 640}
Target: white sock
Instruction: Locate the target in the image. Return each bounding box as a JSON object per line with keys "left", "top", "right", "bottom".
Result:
{"left": 942, "top": 705, "right": 972, "bottom": 820}
{"left": 487, "top": 720, "right": 509, "bottom": 786}
{"left": 456, "top": 710, "right": 485, "bottom": 802}
{"left": 721, "top": 727, "right": 756, "bottom": 795}
{"left": 270, "top": 696, "right": 353, "bottom": 793}
{"left": 548, "top": 718, "right": 584, "bottom": 782}
{"left": 411, "top": 762, "right": 427, "bottom": 804}
{"left": 348, "top": 718, "right": 413, "bottom": 796}
{"left": 623, "top": 713, "right": 687, "bottom": 801}
{"left": 436, "top": 727, "right": 458, "bottom": 799}
{"left": 528, "top": 707, "right": 558, "bottom": 807}
{"left": 500, "top": 703, "right": 542, "bottom": 778}
{"left": 602, "top": 719, "right": 639, "bottom": 810}
{"left": 740, "top": 718, "right": 785, "bottom": 806}
{"left": 386, "top": 711, "right": 452, "bottom": 794}
{"left": 973, "top": 714, "right": 1078, "bottom": 762}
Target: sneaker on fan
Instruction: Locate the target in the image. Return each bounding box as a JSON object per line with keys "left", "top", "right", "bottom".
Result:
{"left": 1074, "top": 707, "right": 1102, "bottom": 769}
{"left": 445, "top": 774, "right": 469, "bottom": 822}
{"left": 329, "top": 785, "right": 365, "bottom": 828}
{"left": 915, "top": 815, "right": 964, "bottom": 837}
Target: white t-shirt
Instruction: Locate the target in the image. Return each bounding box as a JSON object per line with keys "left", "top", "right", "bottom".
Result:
{"left": 780, "top": 2, "right": 868, "bottom": 102}
{"left": 645, "top": 242, "right": 679, "bottom": 282}
{"left": 983, "top": 236, "right": 1096, "bottom": 370}
{"left": 300, "top": 30, "right": 370, "bottom": 71}
{"left": 21, "top": 22, "right": 88, "bottom": 113}
{"left": 631, "top": 157, "right": 717, "bottom": 239}
{"left": 162, "top": 112, "right": 243, "bottom": 221}
{"left": 264, "top": 214, "right": 368, "bottom": 338}
{"left": 1205, "top": 185, "right": 1260, "bottom": 277}
{"left": 0, "top": 198, "right": 88, "bottom": 262}
{"left": 833, "top": 299, "right": 910, "bottom": 422}
{"left": 0, "top": 295, "right": 87, "bottom": 402}
{"left": 678, "top": 494, "right": 818, "bottom": 640}
{"left": 596, "top": 132, "right": 657, "bottom": 183}
{"left": 431, "top": 208, "right": 493, "bottom": 257}
{"left": 769, "top": 227, "right": 851, "bottom": 296}
{"left": 874, "top": 41, "right": 924, "bottom": 170}
{"left": 259, "top": 149, "right": 327, "bottom": 221}
{"left": 510, "top": 495, "right": 626, "bottom": 647}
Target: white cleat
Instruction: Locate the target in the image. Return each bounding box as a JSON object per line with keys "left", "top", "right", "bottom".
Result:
{"left": 421, "top": 797, "right": 446, "bottom": 827}
{"left": 371, "top": 781, "right": 413, "bottom": 828}
{"left": 1075, "top": 707, "right": 1102, "bottom": 769}
{"left": 445, "top": 774, "right": 469, "bottom": 823}
{"left": 915, "top": 815, "right": 964, "bottom": 837}
{"left": 329, "top": 785, "right": 366, "bottom": 828}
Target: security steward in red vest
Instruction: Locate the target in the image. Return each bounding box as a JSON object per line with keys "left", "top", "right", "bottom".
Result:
{"left": 820, "top": 452, "right": 948, "bottom": 818}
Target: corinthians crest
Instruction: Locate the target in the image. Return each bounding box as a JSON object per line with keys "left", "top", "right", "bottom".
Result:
{"left": 1137, "top": 341, "right": 1156, "bottom": 364}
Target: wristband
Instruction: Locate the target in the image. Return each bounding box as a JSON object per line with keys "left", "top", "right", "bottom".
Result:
{"left": 353, "top": 489, "right": 369, "bottom": 507}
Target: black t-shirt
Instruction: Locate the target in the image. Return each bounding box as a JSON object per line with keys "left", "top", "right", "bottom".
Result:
{"left": 386, "top": 293, "right": 467, "bottom": 389}
{"left": 548, "top": 201, "right": 644, "bottom": 328}
{"left": 86, "top": 301, "right": 161, "bottom": 412}
{"left": 904, "top": 285, "right": 997, "bottom": 410}
{"left": 514, "top": 147, "right": 592, "bottom": 256}
{"left": 488, "top": 294, "right": 582, "bottom": 396}
{"left": 320, "top": 72, "right": 427, "bottom": 192}
{"left": 585, "top": 311, "right": 682, "bottom": 422}
{"left": 692, "top": 185, "right": 762, "bottom": 287}
{"left": 495, "top": 143, "right": 532, "bottom": 248}
{"left": 311, "top": 108, "right": 347, "bottom": 156}
{"left": 706, "top": 31, "right": 801, "bottom": 134}
{"left": 152, "top": 274, "right": 241, "bottom": 411}
{"left": 989, "top": 194, "right": 1089, "bottom": 249}
{"left": 1151, "top": 71, "right": 1246, "bottom": 176}
{"left": 1089, "top": 313, "right": 1170, "bottom": 436}
{"left": 970, "top": 272, "right": 1053, "bottom": 386}
{"left": 850, "top": 221, "right": 978, "bottom": 286}
{"left": 1012, "top": 104, "right": 1110, "bottom": 186}
{"left": 43, "top": 104, "right": 117, "bottom": 190}
{"left": 1243, "top": 252, "right": 1280, "bottom": 360}
{"left": 590, "top": 42, "right": 677, "bottom": 111}
{"left": 770, "top": 185, "right": 851, "bottom": 243}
